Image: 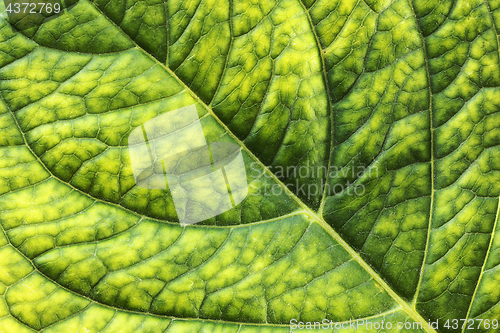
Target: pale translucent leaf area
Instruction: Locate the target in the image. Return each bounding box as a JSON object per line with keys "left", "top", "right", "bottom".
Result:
{"left": 0, "top": 0, "right": 499, "bottom": 332}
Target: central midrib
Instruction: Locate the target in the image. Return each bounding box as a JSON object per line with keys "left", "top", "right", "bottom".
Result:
{"left": 88, "top": 2, "right": 436, "bottom": 330}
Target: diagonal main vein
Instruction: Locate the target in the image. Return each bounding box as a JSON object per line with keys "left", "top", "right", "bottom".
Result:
{"left": 87, "top": 2, "right": 436, "bottom": 330}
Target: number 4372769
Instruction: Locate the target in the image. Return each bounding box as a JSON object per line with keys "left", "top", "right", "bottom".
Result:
{"left": 444, "top": 319, "right": 499, "bottom": 330}
{"left": 5, "top": 2, "right": 61, "bottom": 14}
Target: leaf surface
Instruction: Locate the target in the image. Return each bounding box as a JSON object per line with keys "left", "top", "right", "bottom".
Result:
{"left": 0, "top": 0, "right": 499, "bottom": 332}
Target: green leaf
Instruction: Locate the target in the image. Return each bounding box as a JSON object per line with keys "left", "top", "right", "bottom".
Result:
{"left": 0, "top": 0, "right": 499, "bottom": 332}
